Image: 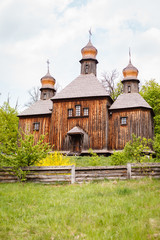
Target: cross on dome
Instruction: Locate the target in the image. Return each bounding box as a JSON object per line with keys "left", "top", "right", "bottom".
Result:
{"left": 89, "top": 28, "right": 92, "bottom": 41}
{"left": 47, "top": 59, "right": 50, "bottom": 72}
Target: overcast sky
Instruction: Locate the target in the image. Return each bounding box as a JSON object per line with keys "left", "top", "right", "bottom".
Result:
{"left": 1, "top": 0, "right": 160, "bottom": 111}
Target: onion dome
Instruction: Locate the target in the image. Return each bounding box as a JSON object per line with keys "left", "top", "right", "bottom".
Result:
{"left": 122, "top": 59, "right": 139, "bottom": 81}
{"left": 81, "top": 40, "right": 98, "bottom": 59}
{"left": 41, "top": 60, "right": 56, "bottom": 89}
{"left": 41, "top": 70, "right": 56, "bottom": 89}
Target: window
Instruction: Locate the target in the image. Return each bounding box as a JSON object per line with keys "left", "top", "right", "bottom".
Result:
{"left": 128, "top": 86, "right": 131, "bottom": 93}
{"left": 68, "top": 109, "right": 73, "bottom": 117}
{"left": 43, "top": 93, "right": 47, "bottom": 100}
{"left": 33, "top": 122, "right": 40, "bottom": 131}
{"left": 76, "top": 105, "right": 81, "bottom": 116}
{"left": 83, "top": 108, "right": 89, "bottom": 116}
{"left": 85, "top": 64, "right": 89, "bottom": 74}
{"left": 121, "top": 117, "right": 127, "bottom": 125}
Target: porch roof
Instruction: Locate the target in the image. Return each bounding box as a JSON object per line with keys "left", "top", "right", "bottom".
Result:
{"left": 67, "top": 126, "right": 84, "bottom": 135}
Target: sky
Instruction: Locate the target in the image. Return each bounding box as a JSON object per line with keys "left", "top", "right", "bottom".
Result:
{"left": 0, "top": 0, "right": 160, "bottom": 112}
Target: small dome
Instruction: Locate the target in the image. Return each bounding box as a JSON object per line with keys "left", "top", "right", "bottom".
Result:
{"left": 81, "top": 40, "right": 98, "bottom": 59}
{"left": 122, "top": 61, "right": 139, "bottom": 80}
{"left": 41, "top": 70, "right": 56, "bottom": 88}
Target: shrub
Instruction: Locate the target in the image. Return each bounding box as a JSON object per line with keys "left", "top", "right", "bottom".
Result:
{"left": 110, "top": 151, "right": 128, "bottom": 166}
{"left": 110, "top": 134, "right": 153, "bottom": 165}
{"left": 0, "top": 131, "right": 51, "bottom": 181}
{"left": 153, "top": 134, "right": 160, "bottom": 161}
{"left": 88, "top": 149, "right": 101, "bottom": 166}
{"left": 123, "top": 134, "right": 152, "bottom": 163}
{"left": 37, "top": 152, "right": 74, "bottom": 166}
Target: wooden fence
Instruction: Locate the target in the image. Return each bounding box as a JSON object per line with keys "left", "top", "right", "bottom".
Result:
{"left": 0, "top": 163, "right": 160, "bottom": 184}
{"left": 0, "top": 166, "right": 76, "bottom": 184}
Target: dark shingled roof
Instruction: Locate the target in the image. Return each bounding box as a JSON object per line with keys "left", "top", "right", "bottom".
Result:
{"left": 51, "top": 73, "right": 109, "bottom": 100}
{"left": 109, "top": 93, "right": 152, "bottom": 110}
{"left": 18, "top": 99, "right": 52, "bottom": 116}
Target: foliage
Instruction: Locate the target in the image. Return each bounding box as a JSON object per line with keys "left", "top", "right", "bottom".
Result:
{"left": 37, "top": 151, "right": 74, "bottom": 166}
{"left": 111, "top": 80, "right": 123, "bottom": 100}
{"left": 110, "top": 151, "right": 128, "bottom": 166}
{"left": 123, "top": 134, "right": 152, "bottom": 163}
{"left": 0, "top": 102, "right": 19, "bottom": 154}
{"left": 88, "top": 148, "right": 101, "bottom": 166}
{"left": 110, "top": 134, "right": 153, "bottom": 165}
{"left": 1, "top": 179, "right": 160, "bottom": 240}
{"left": 140, "top": 79, "right": 160, "bottom": 135}
{"left": 153, "top": 134, "right": 160, "bottom": 160}
{"left": 0, "top": 131, "right": 50, "bottom": 181}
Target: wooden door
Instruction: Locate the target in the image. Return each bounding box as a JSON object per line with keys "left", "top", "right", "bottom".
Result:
{"left": 72, "top": 135, "right": 81, "bottom": 153}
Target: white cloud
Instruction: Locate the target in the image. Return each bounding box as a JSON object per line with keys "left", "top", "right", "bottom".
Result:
{"left": 0, "top": 0, "right": 160, "bottom": 110}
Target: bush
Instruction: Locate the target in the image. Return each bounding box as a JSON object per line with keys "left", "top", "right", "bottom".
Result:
{"left": 123, "top": 134, "right": 152, "bottom": 163}
{"left": 0, "top": 131, "right": 51, "bottom": 181}
{"left": 37, "top": 152, "right": 74, "bottom": 166}
{"left": 88, "top": 149, "right": 101, "bottom": 166}
{"left": 110, "top": 151, "right": 128, "bottom": 166}
{"left": 110, "top": 134, "right": 153, "bottom": 165}
{"left": 153, "top": 134, "right": 160, "bottom": 160}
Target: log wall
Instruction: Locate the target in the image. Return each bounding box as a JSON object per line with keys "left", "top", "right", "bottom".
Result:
{"left": 108, "top": 108, "right": 154, "bottom": 150}
{"left": 50, "top": 97, "right": 111, "bottom": 151}
{"left": 19, "top": 115, "right": 51, "bottom": 143}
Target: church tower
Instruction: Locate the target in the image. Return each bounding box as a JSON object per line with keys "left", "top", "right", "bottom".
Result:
{"left": 80, "top": 39, "right": 98, "bottom": 76}
{"left": 40, "top": 60, "right": 56, "bottom": 100}
{"left": 122, "top": 52, "right": 140, "bottom": 93}
{"left": 109, "top": 52, "right": 153, "bottom": 150}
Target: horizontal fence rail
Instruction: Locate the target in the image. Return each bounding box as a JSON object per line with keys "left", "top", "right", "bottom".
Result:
{"left": 0, "top": 163, "right": 160, "bottom": 184}
{"left": 0, "top": 166, "right": 75, "bottom": 184}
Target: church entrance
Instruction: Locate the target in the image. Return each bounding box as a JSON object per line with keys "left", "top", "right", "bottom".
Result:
{"left": 67, "top": 126, "right": 84, "bottom": 154}
{"left": 72, "top": 134, "right": 82, "bottom": 153}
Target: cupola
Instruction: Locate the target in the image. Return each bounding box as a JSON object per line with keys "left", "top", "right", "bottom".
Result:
{"left": 40, "top": 60, "right": 56, "bottom": 100}
{"left": 122, "top": 51, "right": 140, "bottom": 93}
{"left": 80, "top": 31, "right": 98, "bottom": 76}
{"left": 81, "top": 40, "right": 98, "bottom": 60}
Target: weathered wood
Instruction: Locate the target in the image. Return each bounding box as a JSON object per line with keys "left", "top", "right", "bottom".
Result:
{"left": 127, "top": 163, "right": 131, "bottom": 179}
{"left": 0, "top": 164, "right": 160, "bottom": 183}
{"left": 108, "top": 109, "right": 154, "bottom": 150}
{"left": 19, "top": 115, "right": 51, "bottom": 144}
{"left": 51, "top": 97, "right": 112, "bottom": 151}
{"left": 71, "top": 165, "right": 75, "bottom": 184}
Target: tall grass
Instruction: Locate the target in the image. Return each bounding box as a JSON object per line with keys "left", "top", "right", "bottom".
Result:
{"left": 0, "top": 179, "right": 160, "bottom": 240}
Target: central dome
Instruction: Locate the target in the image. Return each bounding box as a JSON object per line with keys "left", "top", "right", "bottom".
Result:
{"left": 81, "top": 40, "right": 98, "bottom": 59}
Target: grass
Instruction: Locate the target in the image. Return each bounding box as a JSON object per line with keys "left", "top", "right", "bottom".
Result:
{"left": 69, "top": 155, "right": 112, "bottom": 167}
{"left": 0, "top": 179, "right": 160, "bottom": 240}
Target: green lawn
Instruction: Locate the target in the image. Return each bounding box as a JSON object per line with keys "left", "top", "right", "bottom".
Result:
{"left": 69, "top": 155, "right": 112, "bottom": 167}
{"left": 0, "top": 179, "right": 160, "bottom": 240}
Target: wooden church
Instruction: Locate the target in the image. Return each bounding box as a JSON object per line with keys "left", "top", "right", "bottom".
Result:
{"left": 18, "top": 39, "right": 154, "bottom": 154}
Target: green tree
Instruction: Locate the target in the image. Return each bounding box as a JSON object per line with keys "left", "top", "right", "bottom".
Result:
{"left": 0, "top": 131, "right": 51, "bottom": 181}
{"left": 140, "top": 79, "right": 160, "bottom": 135}
{"left": 0, "top": 102, "right": 19, "bottom": 154}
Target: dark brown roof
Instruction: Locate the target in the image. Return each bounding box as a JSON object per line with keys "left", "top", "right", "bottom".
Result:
{"left": 109, "top": 93, "right": 152, "bottom": 110}
{"left": 18, "top": 99, "right": 52, "bottom": 117}
{"left": 52, "top": 73, "right": 109, "bottom": 100}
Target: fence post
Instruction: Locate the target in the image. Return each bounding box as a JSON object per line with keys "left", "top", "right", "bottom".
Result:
{"left": 127, "top": 163, "right": 131, "bottom": 179}
{"left": 71, "top": 165, "right": 75, "bottom": 184}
